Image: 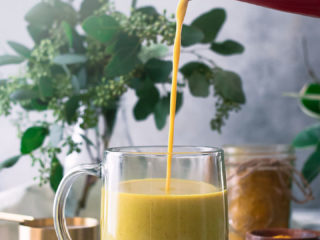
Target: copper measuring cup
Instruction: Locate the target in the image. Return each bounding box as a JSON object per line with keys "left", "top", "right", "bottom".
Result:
{"left": 0, "top": 212, "right": 99, "bottom": 240}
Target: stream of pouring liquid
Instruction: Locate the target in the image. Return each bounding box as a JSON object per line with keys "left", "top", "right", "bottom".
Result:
{"left": 166, "top": 0, "right": 190, "bottom": 193}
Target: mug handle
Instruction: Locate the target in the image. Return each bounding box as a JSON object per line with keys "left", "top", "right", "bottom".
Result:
{"left": 53, "top": 163, "right": 101, "bottom": 240}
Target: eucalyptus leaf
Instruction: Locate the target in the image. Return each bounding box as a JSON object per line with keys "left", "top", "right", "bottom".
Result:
{"left": 0, "top": 55, "right": 25, "bottom": 66}
{"left": 213, "top": 70, "right": 246, "bottom": 104}
{"left": 293, "top": 124, "right": 320, "bottom": 148}
{"left": 10, "top": 89, "right": 37, "bottom": 101}
{"left": 191, "top": 8, "right": 226, "bottom": 43}
{"left": 103, "top": 108, "right": 118, "bottom": 138}
{"left": 135, "top": 6, "right": 158, "bottom": 17}
{"left": 145, "top": 58, "right": 172, "bottom": 83}
{"left": 39, "top": 77, "right": 54, "bottom": 98}
{"left": 65, "top": 96, "right": 80, "bottom": 125}
{"left": 53, "top": 54, "right": 87, "bottom": 65}
{"left": 79, "top": 0, "right": 103, "bottom": 21}
{"left": 80, "top": 134, "right": 94, "bottom": 146}
{"left": 302, "top": 149, "right": 320, "bottom": 183}
{"left": 188, "top": 72, "right": 210, "bottom": 97}
{"left": 211, "top": 40, "right": 245, "bottom": 56}
{"left": 181, "top": 25, "right": 204, "bottom": 47}
{"left": 77, "top": 68, "right": 87, "bottom": 89}
{"left": 138, "top": 44, "right": 169, "bottom": 63}
{"left": 8, "top": 41, "right": 31, "bottom": 58}
{"left": 105, "top": 33, "right": 141, "bottom": 79}
{"left": 62, "top": 21, "right": 73, "bottom": 48}
{"left": 27, "top": 24, "right": 49, "bottom": 44}
{"left": 25, "top": 2, "right": 56, "bottom": 27}
{"left": 71, "top": 76, "right": 80, "bottom": 95}
{"left": 82, "top": 15, "right": 120, "bottom": 43}
{"left": 134, "top": 81, "right": 160, "bottom": 120}
{"left": 0, "top": 155, "right": 21, "bottom": 170}
{"left": 154, "top": 95, "right": 170, "bottom": 130}
{"left": 22, "top": 99, "right": 48, "bottom": 111}
{"left": 50, "top": 156, "right": 64, "bottom": 192}
{"left": 180, "top": 62, "right": 211, "bottom": 78}
{"left": 54, "top": 0, "right": 77, "bottom": 26}
{"left": 21, "top": 126, "right": 49, "bottom": 154}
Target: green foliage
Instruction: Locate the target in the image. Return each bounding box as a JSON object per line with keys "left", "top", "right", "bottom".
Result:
{"left": 0, "top": 156, "right": 21, "bottom": 170}
{"left": 211, "top": 40, "right": 245, "bottom": 56}
{"left": 21, "top": 127, "right": 49, "bottom": 154}
{"left": 191, "top": 8, "right": 226, "bottom": 43}
{"left": 0, "top": 1, "right": 246, "bottom": 191}
{"left": 0, "top": 55, "right": 25, "bottom": 66}
{"left": 50, "top": 156, "right": 64, "bottom": 192}
{"left": 293, "top": 124, "right": 320, "bottom": 148}
{"left": 302, "top": 148, "right": 320, "bottom": 183}
{"left": 300, "top": 83, "right": 320, "bottom": 118}
{"left": 8, "top": 41, "right": 31, "bottom": 58}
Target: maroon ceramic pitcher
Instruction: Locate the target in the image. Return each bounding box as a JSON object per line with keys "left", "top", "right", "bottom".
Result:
{"left": 237, "top": 0, "right": 320, "bottom": 17}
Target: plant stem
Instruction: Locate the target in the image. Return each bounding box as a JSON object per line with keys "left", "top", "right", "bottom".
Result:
{"left": 131, "top": 0, "right": 138, "bottom": 9}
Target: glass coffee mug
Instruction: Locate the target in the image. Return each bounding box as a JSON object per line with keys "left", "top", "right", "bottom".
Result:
{"left": 53, "top": 146, "right": 228, "bottom": 240}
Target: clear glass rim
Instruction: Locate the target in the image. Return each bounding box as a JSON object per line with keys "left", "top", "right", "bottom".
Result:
{"left": 105, "top": 145, "right": 223, "bottom": 157}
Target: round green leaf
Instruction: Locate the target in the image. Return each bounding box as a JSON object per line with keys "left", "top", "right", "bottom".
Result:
{"left": 300, "top": 83, "right": 320, "bottom": 119}
{"left": 25, "top": 2, "right": 56, "bottom": 27}
{"left": 293, "top": 124, "right": 320, "bottom": 148}
{"left": 188, "top": 72, "right": 210, "bottom": 97}
{"left": 65, "top": 96, "right": 80, "bottom": 125}
{"left": 39, "top": 77, "right": 54, "bottom": 98}
{"left": 21, "top": 126, "right": 49, "bottom": 154}
{"left": 0, "top": 155, "right": 21, "bottom": 170}
{"left": 82, "top": 15, "right": 120, "bottom": 43}
{"left": 154, "top": 96, "right": 170, "bottom": 130}
{"left": 8, "top": 41, "right": 31, "bottom": 58}
{"left": 213, "top": 70, "right": 246, "bottom": 104}
{"left": 145, "top": 58, "right": 172, "bottom": 83}
{"left": 53, "top": 54, "right": 87, "bottom": 65}
{"left": 50, "top": 156, "right": 64, "bottom": 192}
{"left": 302, "top": 150, "right": 320, "bottom": 183}
{"left": 10, "top": 89, "right": 38, "bottom": 101}
{"left": 182, "top": 25, "right": 205, "bottom": 47}
{"left": 0, "top": 55, "right": 25, "bottom": 66}
{"left": 191, "top": 8, "right": 226, "bottom": 43}
{"left": 211, "top": 40, "right": 244, "bottom": 56}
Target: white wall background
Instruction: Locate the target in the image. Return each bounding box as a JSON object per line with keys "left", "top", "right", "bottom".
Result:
{"left": 0, "top": 0, "right": 319, "bottom": 206}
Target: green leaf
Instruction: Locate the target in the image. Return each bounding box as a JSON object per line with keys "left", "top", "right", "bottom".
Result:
{"left": 181, "top": 25, "right": 205, "bottom": 47}
{"left": 188, "top": 72, "right": 210, "bottom": 97}
{"left": 10, "top": 89, "right": 37, "bottom": 101}
{"left": 21, "top": 126, "right": 49, "bottom": 154}
{"left": 302, "top": 150, "right": 320, "bottom": 183}
{"left": 293, "top": 124, "right": 320, "bottom": 148}
{"left": 71, "top": 76, "right": 80, "bottom": 95}
{"left": 39, "top": 77, "right": 54, "bottom": 99}
{"left": 176, "top": 91, "right": 183, "bottom": 114}
{"left": 300, "top": 83, "right": 320, "bottom": 119}
{"left": 22, "top": 99, "right": 48, "bottom": 111}
{"left": 103, "top": 108, "right": 118, "bottom": 138}
{"left": 62, "top": 21, "right": 73, "bottom": 48}
{"left": 0, "top": 155, "right": 21, "bottom": 170}
{"left": 135, "top": 6, "right": 158, "bottom": 17}
{"left": 211, "top": 40, "right": 245, "bottom": 56}
{"left": 54, "top": 0, "right": 77, "bottom": 26}
{"left": 25, "top": 2, "right": 56, "bottom": 27}
{"left": 53, "top": 54, "right": 87, "bottom": 65}
{"left": 138, "top": 44, "right": 169, "bottom": 63}
{"left": 145, "top": 58, "right": 172, "bottom": 83}
{"left": 7, "top": 41, "right": 31, "bottom": 58}
{"left": 134, "top": 81, "right": 160, "bottom": 120}
{"left": 27, "top": 24, "right": 49, "bottom": 44}
{"left": 213, "top": 70, "right": 246, "bottom": 104}
{"left": 79, "top": 0, "right": 103, "bottom": 21}
{"left": 0, "top": 55, "right": 25, "bottom": 66}
{"left": 77, "top": 68, "right": 87, "bottom": 89}
{"left": 82, "top": 15, "right": 120, "bottom": 43}
{"left": 50, "top": 156, "right": 64, "bottom": 192}
{"left": 180, "top": 62, "right": 211, "bottom": 78}
{"left": 65, "top": 96, "right": 80, "bottom": 125}
{"left": 154, "top": 95, "right": 170, "bottom": 130}
{"left": 105, "top": 33, "right": 141, "bottom": 79}
{"left": 191, "top": 8, "right": 226, "bottom": 43}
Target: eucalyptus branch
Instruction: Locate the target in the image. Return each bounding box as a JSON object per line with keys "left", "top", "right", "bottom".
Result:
{"left": 84, "top": 130, "right": 96, "bottom": 163}
{"left": 95, "top": 126, "right": 103, "bottom": 162}
{"left": 181, "top": 50, "right": 217, "bottom": 67}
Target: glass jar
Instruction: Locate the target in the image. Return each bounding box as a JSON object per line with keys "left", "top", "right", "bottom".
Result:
{"left": 224, "top": 145, "right": 295, "bottom": 240}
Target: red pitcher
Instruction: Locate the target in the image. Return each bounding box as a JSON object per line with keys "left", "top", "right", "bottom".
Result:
{"left": 238, "top": 0, "right": 320, "bottom": 17}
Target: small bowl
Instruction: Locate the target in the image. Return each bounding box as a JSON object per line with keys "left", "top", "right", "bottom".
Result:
{"left": 246, "top": 228, "right": 319, "bottom": 240}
